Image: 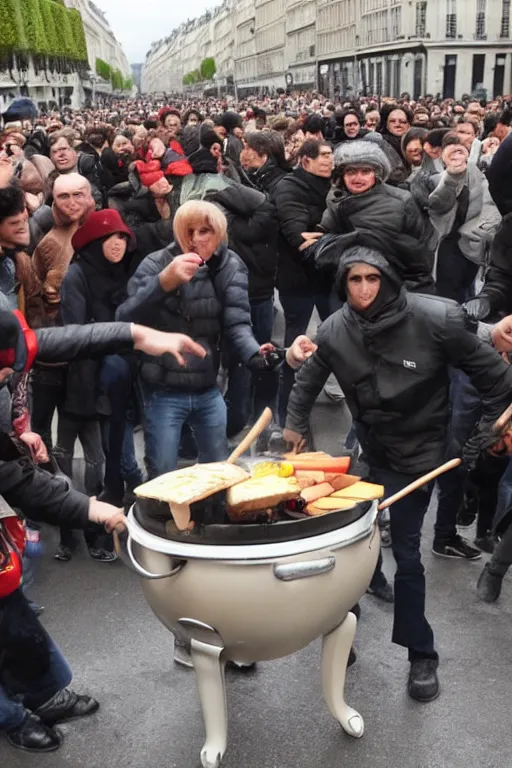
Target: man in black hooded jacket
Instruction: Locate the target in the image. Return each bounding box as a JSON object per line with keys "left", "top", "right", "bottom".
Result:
{"left": 283, "top": 246, "right": 512, "bottom": 703}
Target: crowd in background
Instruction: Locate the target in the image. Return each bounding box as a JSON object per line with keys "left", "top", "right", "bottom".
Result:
{"left": 3, "top": 85, "right": 512, "bottom": 747}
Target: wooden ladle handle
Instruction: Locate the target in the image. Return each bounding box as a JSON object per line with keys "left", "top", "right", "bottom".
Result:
{"left": 377, "top": 458, "right": 462, "bottom": 511}
{"left": 227, "top": 407, "right": 273, "bottom": 464}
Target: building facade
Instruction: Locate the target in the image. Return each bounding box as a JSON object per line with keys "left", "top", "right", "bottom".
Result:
{"left": 0, "top": 0, "right": 131, "bottom": 112}
{"left": 142, "top": 0, "right": 512, "bottom": 100}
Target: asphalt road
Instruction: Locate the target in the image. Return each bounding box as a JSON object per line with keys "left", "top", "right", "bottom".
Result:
{"left": 3, "top": 394, "right": 512, "bottom": 768}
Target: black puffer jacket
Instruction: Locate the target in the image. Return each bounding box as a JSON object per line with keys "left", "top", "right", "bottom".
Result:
{"left": 0, "top": 321, "right": 135, "bottom": 529}
{"left": 273, "top": 167, "right": 331, "bottom": 296}
{"left": 488, "top": 133, "right": 512, "bottom": 215}
{"left": 471, "top": 212, "right": 512, "bottom": 314}
{"left": 286, "top": 251, "right": 512, "bottom": 475}
{"left": 318, "top": 182, "right": 435, "bottom": 293}
{"left": 212, "top": 183, "right": 278, "bottom": 301}
{"left": 116, "top": 242, "right": 260, "bottom": 391}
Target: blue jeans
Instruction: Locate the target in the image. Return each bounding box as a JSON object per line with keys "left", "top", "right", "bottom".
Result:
{"left": 435, "top": 369, "right": 481, "bottom": 543}
{"left": 371, "top": 467, "right": 437, "bottom": 660}
{"left": 141, "top": 386, "right": 229, "bottom": 478}
{"left": 224, "top": 297, "right": 278, "bottom": 436}
{"left": 278, "top": 292, "right": 331, "bottom": 425}
{"left": 0, "top": 621, "right": 72, "bottom": 730}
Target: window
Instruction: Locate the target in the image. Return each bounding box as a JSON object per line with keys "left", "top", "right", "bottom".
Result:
{"left": 446, "top": 0, "right": 457, "bottom": 38}
{"left": 475, "top": 0, "right": 486, "bottom": 38}
{"left": 390, "top": 6, "right": 401, "bottom": 38}
{"left": 415, "top": 1, "right": 427, "bottom": 36}
{"left": 501, "top": 0, "right": 511, "bottom": 37}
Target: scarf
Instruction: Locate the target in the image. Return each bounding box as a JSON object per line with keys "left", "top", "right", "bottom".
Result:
{"left": 293, "top": 167, "right": 331, "bottom": 202}
{"left": 76, "top": 240, "right": 130, "bottom": 323}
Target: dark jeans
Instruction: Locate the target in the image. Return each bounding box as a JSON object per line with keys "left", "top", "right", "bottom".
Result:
{"left": 371, "top": 466, "right": 437, "bottom": 660}
{"left": 141, "top": 385, "right": 228, "bottom": 478}
{"left": 30, "top": 366, "right": 67, "bottom": 451}
{"left": 224, "top": 297, "right": 278, "bottom": 436}
{"left": 99, "top": 355, "right": 136, "bottom": 505}
{"left": 55, "top": 413, "right": 105, "bottom": 551}
{"left": 436, "top": 237, "right": 478, "bottom": 304}
{"left": 0, "top": 601, "right": 72, "bottom": 729}
{"left": 278, "top": 291, "right": 331, "bottom": 425}
{"left": 435, "top": 369, "right": 481, "bottom": 543}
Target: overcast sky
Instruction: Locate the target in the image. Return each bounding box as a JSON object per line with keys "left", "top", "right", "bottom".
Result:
{"left": 98, "top": 0, "right": 213, "bottom": 62}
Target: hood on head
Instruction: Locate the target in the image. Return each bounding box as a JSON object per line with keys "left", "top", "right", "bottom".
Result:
{"left": 333, "top": 140, "right": 391, "bottom": 183}
{"left": 335, "top": 245, "right": 401, "bottom": 299}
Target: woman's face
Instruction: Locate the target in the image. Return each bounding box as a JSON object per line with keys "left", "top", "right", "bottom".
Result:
{"left": 343, "top": 166, "right": 376, "bottom": 195}
{"left": 187, "top": 221, "right": 218, "bottom": 261}
{"left": 343, "top": 114, "right": 360, "bottom": 138}
{"left": 102, "top": 233, "right": 128, "bottom": 263}
{"left": 387, "top": 109, "right": 410, "bottom": 137}
{"left": 405, "top": 139, "right": 424, "bottom": 166}
{"left": 164, "top": 114, "right": 181, "bottom": 137}
{"left": 112, "top": 135, "right": 134, "bottom": 156}
{"left": 187, "top": 114, "right": 199, "bottom": 127}
{"left": 346, "top": 263, "right": 381, "bottom": 312}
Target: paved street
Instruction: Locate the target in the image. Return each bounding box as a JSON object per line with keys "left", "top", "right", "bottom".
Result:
{"left": 3, "top": 391, "right": 512, "bottom": 768}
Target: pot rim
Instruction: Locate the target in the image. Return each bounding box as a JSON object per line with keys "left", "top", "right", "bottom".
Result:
{"left": 125, "top": 502, "right": 379, "bottom": 562}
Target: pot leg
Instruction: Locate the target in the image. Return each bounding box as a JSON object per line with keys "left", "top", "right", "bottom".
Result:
{"left": 190, "top": 638, "right": 228, "bottom": 768}
{"left": 322, "top": 612, "right": 364, "bottom": 739}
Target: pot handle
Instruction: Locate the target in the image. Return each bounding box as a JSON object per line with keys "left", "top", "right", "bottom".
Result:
{"left": 113, "top": 529, "right": 185, "bottom": 580}
{"left": 274, "top": 556, "right": 335, "bottom": 581}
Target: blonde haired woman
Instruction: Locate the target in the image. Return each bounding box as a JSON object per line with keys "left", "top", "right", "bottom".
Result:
{"left": 117, "top": 200, "right": 272, "bottom": 477}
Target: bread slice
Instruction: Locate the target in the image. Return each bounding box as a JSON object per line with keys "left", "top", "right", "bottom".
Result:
{"left": 135, "top": 462, "right": 249, "bottom": 506}
{"left": 331, "top": 481, "right": 384, "bottom": 501}
{"left": 227, "top": 476, "right": 300, "bottom": 519}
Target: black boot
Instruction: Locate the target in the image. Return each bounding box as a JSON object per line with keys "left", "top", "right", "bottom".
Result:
{"left": 7, "top": 714, "right": 62, "bottom": 753}
{"left": 408, "top": 658, "right": 440, "bottom": 702}
{"left": 35, "top": 688, "right": 99, "bottom": 727}
{"left": 477, "top": 563, "right": 503, "bottom": 603}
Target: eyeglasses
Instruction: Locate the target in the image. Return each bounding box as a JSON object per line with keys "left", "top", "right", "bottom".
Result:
{"left": 388, "top": 119, "right": 408, "bottom": 125}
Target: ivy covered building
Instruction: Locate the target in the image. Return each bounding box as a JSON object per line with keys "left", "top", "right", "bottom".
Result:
{"left": 0, "top": 0, "right": 132, "bottom": 112}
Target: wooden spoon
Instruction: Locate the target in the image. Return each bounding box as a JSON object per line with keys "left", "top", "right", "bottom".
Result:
{"left": 378, "top": 458, "right": 462, "bottom": 511}
{"left": 227, "top": 407, "right": 273, "bottom": 464}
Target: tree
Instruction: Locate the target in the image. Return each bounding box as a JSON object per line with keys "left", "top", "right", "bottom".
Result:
{"left": 200, "top": 57, "right": 216, "bottom": 81}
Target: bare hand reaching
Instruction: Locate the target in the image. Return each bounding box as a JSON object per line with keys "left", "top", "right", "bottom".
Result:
{"left": 132, "top": 326, "right": 207, "bottom": 365}
{"left": 159, "top": 254, "right": 203, "bottom": 292}
{"left": 286, "top": 335, "right": 318, "bottom": 370}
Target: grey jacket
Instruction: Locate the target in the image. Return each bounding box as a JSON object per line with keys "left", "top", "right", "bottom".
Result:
{"left": 117, "top": 242, "right": 260, "bottom": 391}
{"left": 428, "top": 162, "right": 501, "bottom": 264}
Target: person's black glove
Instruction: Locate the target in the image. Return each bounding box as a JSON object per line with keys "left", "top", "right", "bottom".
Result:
{"left": 463, "top": 295, "right": 492, "bottom": 322}
{"left": 462, "top": 419, "right": 498, "bottom": 471}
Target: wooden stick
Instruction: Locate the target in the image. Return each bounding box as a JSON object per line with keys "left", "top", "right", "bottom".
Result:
{"left": 227, "top": 407, "right": 273, "bottom": 464}
{"left": 377, "top": 458, "right": 462, "bottom": 511}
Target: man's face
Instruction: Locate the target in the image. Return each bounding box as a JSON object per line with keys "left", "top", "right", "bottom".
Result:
{"left": 54, "top": 182, "right": 91, "bottom": 222}
{"left": 455, "top": 122, "right": 476, "bottom": 150}
{"left": 0, "top": 208, "right": 29, "bottom": 248}
{"left": 50, "top": 138, "right": 77, "bottom": 172}
{"left": 240, "top": 145, "right": 267, "bottom": 170}
{"left": 413, "top": 112, "right": 429, "bottom": 127}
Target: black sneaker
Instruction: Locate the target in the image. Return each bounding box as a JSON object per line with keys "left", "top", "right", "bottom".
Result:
{"left": 432, "top": 535, "right": 482, "bottom": 560}
{"left": 35, "top": 688, "right": 99, "bottom": 727}
{"left": 477, "top": 564, "right": 503, "bottom": 603}
{"left": 88, "top": 548, "right": 117, "bottom": 563}
{"left": 7, "top": 714, "right": 62, "bottom": 753}
{"left": 408, "top": 658, "right": 440, "bottom": 702}
{"left": 54, "top": 545, "right": 72, "bottom": 562}
{"left": 367, "top": 581, "right": 394, "bottom": 603}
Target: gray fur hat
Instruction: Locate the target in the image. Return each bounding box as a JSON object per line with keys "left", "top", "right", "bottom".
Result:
{"left": 333, "top": 140, "right": 391, "bottom": 182}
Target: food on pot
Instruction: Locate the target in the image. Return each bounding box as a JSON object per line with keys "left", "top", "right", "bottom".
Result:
{"left": 134, "top": 462, "right": 249, "bottom": 506}
{"left": 294, "top": 469, "right": 326, "bottom": 483}
{"left": 327, "top": 473, "right": 361, "bottom": 490}
{"left": 288, "top": 457, "right": 351, "bottom": 473}
{"left": 331, "top": 482, "right": 384, "bottom": 501}
{"left": 300, "top": 482, "right": 336, "bottom": 504}
{"left": 227, "top": 476, "right": 300, "bottom": 518}
{"left": 251, "top": 461, "right": 294, "bottom": 478}
{"left": 305, "top": 498, "right": 358, "bottom": 515}
{"left": 283, "top": 450, "right": 333, "bottom": 461}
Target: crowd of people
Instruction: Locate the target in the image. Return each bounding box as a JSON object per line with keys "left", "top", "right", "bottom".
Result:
{"left": 2, "top": 87, "right": 512, "bottom": 751}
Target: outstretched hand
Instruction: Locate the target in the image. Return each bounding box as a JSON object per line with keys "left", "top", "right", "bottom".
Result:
{"left": 132, "top": 326, "right": 207, "bottom": 365}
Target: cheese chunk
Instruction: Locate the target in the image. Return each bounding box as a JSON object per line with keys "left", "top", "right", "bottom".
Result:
{"left": 331, "top": 481, "right": 384, "bottom": 501}
{"left": 227, "top": 476, "right": 300, "bottom": 518}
